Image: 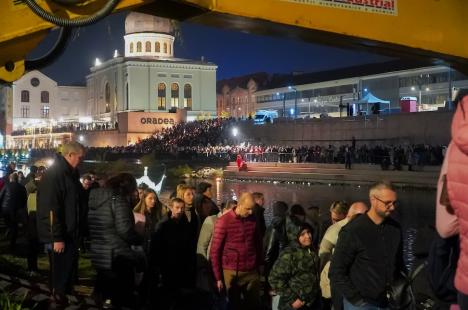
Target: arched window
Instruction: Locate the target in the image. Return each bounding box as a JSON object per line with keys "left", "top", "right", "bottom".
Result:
{"left": 105, "top": 83, "right": 110, "bottom": 103}
{"left": 41, "top": 91, "right": 49, "bottom": 103}
{"left": 136, "top": 42, "right": 142, "bottom": 52}
{"left": 105, "top": 83, "right": 111, "bottom": 113}
{"left": 155, "top": 42, "right": 160, "bottom": 52}
{"left": 184, "top": 84, "right": 192, "bottom": 110}
{"left": 163, "top": 42, "right": 168, "bottom": 54}
{"left": 130, "top": 42, "right": 134, "bottom": 53}
{"left": 171, "top": 83, "right": 179, "bottom": 108}
{"left": 145, "top": 41, "right": 151, "bottom": 52}
{"left": 21, "top": 90, "right": 29, "bottom": 102}
{"left": 158, "top": 83, "right": 166, "bottom": 110}
{"left": 169, "top": 45, "right": 172, "bottom": 55}
{"left": 126, "top": 82, "right": 129, "bottom": 110}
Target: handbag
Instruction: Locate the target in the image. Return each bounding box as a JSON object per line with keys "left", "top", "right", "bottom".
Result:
{"left": 387, "top": 272, "right": 414, "bottom": 310}
{"left": 387, "top": 263, "right": 426, "bottom": 310}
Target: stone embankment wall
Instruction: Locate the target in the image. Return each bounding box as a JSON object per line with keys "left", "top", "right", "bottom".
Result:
{"left": 235, "top": 111, "right": 453, "bottom": 146}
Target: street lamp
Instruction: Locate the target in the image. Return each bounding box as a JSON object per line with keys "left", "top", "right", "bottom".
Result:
{"left": 412, "top": 74, "right": 430, "bottom": 111}
{"left": 232, "top": 127, "right": 238, "bottom": 137}
{"left": 277, "top": 92, "right": 286, "bottom": 117}
{"left": 288, "top": 86, "right": 298, "bottom": 119}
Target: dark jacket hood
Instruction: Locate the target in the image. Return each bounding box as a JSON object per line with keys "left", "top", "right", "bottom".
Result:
{"left": 271, "top": 216, "right": 285, "bottom": 229}
{"left": 89, "top": 188, "right": 114, "bottom": 210}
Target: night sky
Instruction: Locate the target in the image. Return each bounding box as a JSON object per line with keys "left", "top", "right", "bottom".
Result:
{"left": 28, "top": 12, "right": 393, "bottom": 86}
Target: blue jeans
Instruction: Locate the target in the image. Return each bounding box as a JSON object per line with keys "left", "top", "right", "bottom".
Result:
{"left": 343, "top": 298, "right": 389, "bottom": 310}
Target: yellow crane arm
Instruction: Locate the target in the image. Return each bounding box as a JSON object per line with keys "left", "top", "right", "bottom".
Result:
{"left": 1, "top": 0, "right": 468, "bottom": 82}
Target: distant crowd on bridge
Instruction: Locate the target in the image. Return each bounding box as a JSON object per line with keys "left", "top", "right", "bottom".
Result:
{"left": 21, "top": 118, "right": 445, "bottom": 169}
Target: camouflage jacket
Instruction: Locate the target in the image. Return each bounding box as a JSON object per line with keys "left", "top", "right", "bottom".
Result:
{"left": 269, "top": 244, "right": 320, "bottom": 309}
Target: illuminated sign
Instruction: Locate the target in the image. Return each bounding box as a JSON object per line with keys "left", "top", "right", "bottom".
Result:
{"left": 140, "top": 117, "right": 175, "bottom": 125}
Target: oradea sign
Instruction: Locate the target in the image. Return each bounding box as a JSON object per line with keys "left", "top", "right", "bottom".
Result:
{"left": 119, "top": 110, "right": 186, "bottom": 134}
{"left": 140, "top": 117, "right": 175, "bottom": 125}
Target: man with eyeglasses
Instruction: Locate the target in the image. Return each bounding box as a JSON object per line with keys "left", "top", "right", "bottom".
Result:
{"left": 37, "top": 141, "right": 86, "bottom": 306}
{"left": 329, "top": 181, "right": 404, "bottom": 310}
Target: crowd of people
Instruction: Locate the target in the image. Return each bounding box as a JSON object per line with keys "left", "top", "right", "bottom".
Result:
{"left": 0, "top": 141, "right": 415, "bottom": 310}
{"left": 5, "top": 139, "right": 456, "bottom": 310}
{"left": 21, "top": 117, "right": 444, "bottom": 169}
{"left": 1, "top": 91, "right": 468, "bottom": 310}
{"left": 11, "top": 122, "right": 118, "bottom": 136}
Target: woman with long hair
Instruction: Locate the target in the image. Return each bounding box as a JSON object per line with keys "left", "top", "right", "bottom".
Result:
{"left": 177, "top": 185, "right": 196, "bottom": 222}
{"left": 133, "top": 188, "right": 167, "bottom": 251}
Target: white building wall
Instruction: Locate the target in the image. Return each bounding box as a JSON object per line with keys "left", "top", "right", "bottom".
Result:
{"left": 87, "top": 60, "right": 125, "bottom": 121}
{"left": 12, "top": 71, "right": 58, "bottom": 129}
{"left": 127, "top": 64, "right": 151, "bottom": 111}
{"left": 199, "top": 68, "right": 217, "bottom": 115}
{"left": 88, "top": 58, "right": 217, "bottom": 122}
{"left": 58, "top": 86, "right": 87, "bottom": 121}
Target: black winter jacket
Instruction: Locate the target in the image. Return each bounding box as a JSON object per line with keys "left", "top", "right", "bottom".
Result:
{"left": 264, "top": 216, "right": 288, "bottom": 275}
{"left": 329, "top": 214, "right": 403, "bottom": 307}
{"left": 150, "top": 212, "right": 197, "bottom": 289}
{"left": 193, "top": 194, "right": 218, "bottom": 225}
{"left": 36, "top": 155, "right": 83, "bottom": 243}
{"left": 0, "top": 181, "right": 27, "bottom": 214}
{"left": 253, "top": 204, "right": 266, "bottom": 238}
{"left": 88, "top": 188, "right": 142, "bottom": 271}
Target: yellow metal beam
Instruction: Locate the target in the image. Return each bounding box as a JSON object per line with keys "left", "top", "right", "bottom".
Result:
{"left": 2, "top": 0, "right": 468, "bottom": 82}
{"left": 179, "top": 0, "right": 468, "bottom": 69}
{"left": 0, "top": 0, "right": 152, "bottom": 82}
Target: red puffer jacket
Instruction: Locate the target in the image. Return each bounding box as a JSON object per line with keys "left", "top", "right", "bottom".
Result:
{"left": 210, "top": 209, "right": 262, "bottom": 281}
{"left": 447, "top": 94, "right": 468, "bottom": 294}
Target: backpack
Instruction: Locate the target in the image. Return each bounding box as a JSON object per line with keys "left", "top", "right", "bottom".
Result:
{"left": 427, "top": 234, "right": 459, "bottom": 302}
{"left": 27, "top": 192, "right": 37, "bottom": 213}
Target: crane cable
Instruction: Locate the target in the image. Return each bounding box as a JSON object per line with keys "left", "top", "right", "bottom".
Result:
{"left": 23, "top": 0, "right": 121, "bottom": 27}
{"left": 25, "top": 26, "right": 72, "bottom": 70}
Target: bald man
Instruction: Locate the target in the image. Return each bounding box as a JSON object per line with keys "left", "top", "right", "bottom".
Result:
{"left": 210, "top": 192, "right": 263, "bottom": 310}
{"left": 319, "top": 202, "right": 368, "bottom": 308}
{"left": 319, "top": 201, "right": 368, "bottom": 267}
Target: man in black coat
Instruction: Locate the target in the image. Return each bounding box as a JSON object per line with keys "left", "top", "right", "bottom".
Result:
{"left": 0, "top": 172, "right": 27, "bottom": 249}
{"left": 252, "top": 192, "right": 266, "bottom": 238}
{"left": 36, "top": 141, "right": 85, "bottom": 305}
{"left": 150, "top": 198, "right": 197, "bottom": 308}
{"left": 193, "top": 181, "right": 218, "bottom": 225}
{"left": 329, "top": 181, "right": 404, "bottom": 309}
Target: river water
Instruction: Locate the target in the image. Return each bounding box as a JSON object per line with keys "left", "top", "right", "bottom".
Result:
{"left": 163, "top": 179, "right": 436, "bottom": 228}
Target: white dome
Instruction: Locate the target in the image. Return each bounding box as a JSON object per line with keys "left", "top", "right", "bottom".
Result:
{"left": 125, "top": 12, "right": 174, "bottom": 35}
{"left": 124, "top": 13, "right": 176, "bottom": 58}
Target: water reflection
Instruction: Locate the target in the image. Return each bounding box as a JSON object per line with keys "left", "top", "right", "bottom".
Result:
{"left": 163, "top": 179, "right": 436, "bottom": 229}
{"left": 162, "top": 179, "right": 437, "bottom": 271}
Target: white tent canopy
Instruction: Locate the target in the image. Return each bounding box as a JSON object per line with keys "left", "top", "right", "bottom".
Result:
{"left": 356, "top": 92, "right": 390, "bottom": 104}
{"left": 355, "top": 92, "right": 391, "bottom": 114}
